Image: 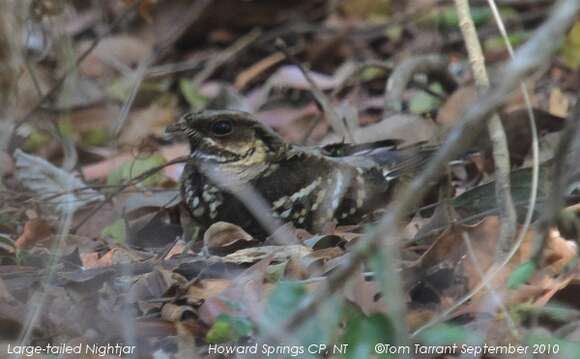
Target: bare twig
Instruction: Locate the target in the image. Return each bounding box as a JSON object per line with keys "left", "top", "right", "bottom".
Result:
{"left": 192, "top": 29, "right": 261, "bottom": 88}
{"left": 486, "top": 0, "right": 541, "bottom": 259}
{"left": 283, "top": 0, "right": 580, "bottom": 337}
{"left": 113, "top": 54, "right": 155, "bottom": 137}
{"left": 454, "top": 0, "right": 517, "bottom": 258}
{"left": 531, "top": 94, "right": 580, "bottom": 263}
{"left": 71, "top": 156, "right": 188, "bottom": 234}
{"left": 384, "top": 54, "right": 457, "bottom": 112}
{"left": 275, "top": 39, "right": 355, "bottom": 142}
{"left": 463, "top": 232, "right": 519, "bottom": 337}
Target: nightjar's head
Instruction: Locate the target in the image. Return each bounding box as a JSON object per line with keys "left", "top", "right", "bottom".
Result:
{"left": 166, "top": 110, "right": 286, "bottom": 164}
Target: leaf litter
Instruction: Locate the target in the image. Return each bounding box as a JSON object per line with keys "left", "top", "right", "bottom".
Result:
{"left": 0, "top": 0, "right": 579, "bottom": 357}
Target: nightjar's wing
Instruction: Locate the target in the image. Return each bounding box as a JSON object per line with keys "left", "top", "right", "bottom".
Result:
{"left": 321, "top": 139, "right": 437, "bottom": 183}
{"left": 320, "top": 139, "right": 403, "bottom": 157}
{"left": 377, "top": 143, "right": 437, "bottom": 182}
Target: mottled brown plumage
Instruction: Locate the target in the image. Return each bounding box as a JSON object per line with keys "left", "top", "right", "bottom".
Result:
{"left": 167, "top": 110, "right": 434, "bottom": 238}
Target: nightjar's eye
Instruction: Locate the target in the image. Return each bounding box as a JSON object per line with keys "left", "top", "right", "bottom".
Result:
{"left": 210, "top": 119, "right": 233, "bottom": 136}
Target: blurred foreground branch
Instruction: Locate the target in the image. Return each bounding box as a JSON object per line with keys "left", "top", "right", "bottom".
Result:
{"left": 454, "top": 0, "right": 517, "bottom": 258}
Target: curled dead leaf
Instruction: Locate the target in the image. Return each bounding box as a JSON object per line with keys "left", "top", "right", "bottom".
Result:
{"left": 15, "top": 218, "right": 53, "bottom": 249}
{"left": 161, "top": 303, "right": 197, "bottom": 322}
{"left": 203, "top": 222, "right": 255, "bottom": 249}
{"left": 186, "top": 279, "right": 231, "bottom": 305}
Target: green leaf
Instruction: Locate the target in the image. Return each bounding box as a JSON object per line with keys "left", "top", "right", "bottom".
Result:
{"left": 24, "top": 130, "right": 51, "bottom": 152}
{"left": 341, "top": 306, "right": 396, "bottom": 359}
{"left": 507, "top": 261, "right": 536, "bottom": 289}
{"left": 106, "top": 154, "right": 166, "bottom": 187}
{"left": 526, "top": 335, "right": 580, "bottom": 359}
{"left": 106, "top": 78, "right": 170, "bottom": 104}
{"left": 265, "top": 282, "right": 306, "bottom": 322}
{"left": 512, "top": 302, "right": 580, "bottom": 323}
{"left": 421, "top": 6, "right": 492, "bottom": 30}
{"left": 264, "top": 282, "right": 342, "bottom": 347}
{"left": 409, "top": 91, "right": 441, "bottom": 114}
{"left": 101, "top": 219, "right": 127, "bottom": 243}
{"left": 81, "top": 128, "right": 111, "bottom": 147}
{"left": 265, "top": 262, "right": 287, "bottom": 282}
{"left": 179, "top": 79, "right": 209, "bottom": 111}
{"left": 359, "top": 67, "right": 387, "bottom": 82}
{"left": 562, "top": 21, "right": 580, "bottom": 70}
{"left": 206, "top": 314, "right": 253, "bottom": 343}
{"left": 484, "top": 31, "right": 529, "bottom": 54}
{"left": 56, "top": 118, "right": 74, "bottom": 138}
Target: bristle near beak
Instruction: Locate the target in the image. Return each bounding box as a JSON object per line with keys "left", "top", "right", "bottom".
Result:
{"left": 165, "top": 120, "right": 185, "bottom": 135}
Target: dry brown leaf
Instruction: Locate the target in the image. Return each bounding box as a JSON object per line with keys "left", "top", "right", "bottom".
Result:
{"left": 78, "top": 35, "right": 153, "bottom": 78}
{"left": 321, "top": 113, "right": 438, "bottom": 145}
{"left": 548, "top": 87, "right": 570, "bottom": 117}
{"left": 65, "top": 105, "right": 119, "bottom": 134}
{"left": 255, "top": 104, "right": 319, "bottom": 129}
{"left": 74, "top": 202, "right": 117, "bottom": 241}
{"left": 419, "top": 217, "right": 577, "bottom": 307}
{"left": 135, "top": 319, "right": 177, "bottom": 337}
{"left": 85, "top": 250, "right": 114, "bottom": 268}
{"left": 1, "top": 151, "right": 13, "bottom": 176}
{"left": 83, "top": 247, "right": 143, "bottom": 268}
{"left": 344, "top": 272, "right": 388, "bottom": 316}
{"left": 164, "top": 241, "right": 189, "bottom": 259}
{"left": 161, "top": 303, "right": 196, "bottom": 322}
{"left": 542, "top": 229, "right": 577, "bottom": 273}
{"left": 119, "top": 104, "right": 177, "bottom": 146}
{"left": 15, "top": 218, "right": 53, "bottom": 249}
{"left": 132, "top": 268, "right": 187, "bottom": 302}
{"left": 81, "top": 143, "right": 188, "bottom": 181}
{"left": 407, "top": 308, "right": 437, "bottom": 331}
{"left": 199, "top": 257, "right": 272, "bottom": 325}
{"left": 235, "top": 51, "right": 285, "bottom": 90}
{"left": 80, "top": 252, "right": 100, "bottom": 268}
{"left": 203, "top": 222, "right": 255, "bottom": 249}
{"left": 436, "top": 86, "right": 477, "bottom": 129}
{"left": 186, "top": 279, "right": 231, "bottom": 304}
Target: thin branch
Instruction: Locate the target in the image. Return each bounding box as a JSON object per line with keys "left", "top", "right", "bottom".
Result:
{"left": 113, "top": 54, "right": 155, "bottom": 137}
{"left": 486, "top": 0, "right": 541, "bottom": 261}
{"left": 71, "top": 156, "right": 188, "bottom": 234}
{"left": 531, "top": 93, "right": 580, "bottom": 262}
{"left": 463, "top": 232, "right": 519, "bottom": 337}
{"left": 454, "top": 0, "right": 517, "bottom": 259}
{"left": 275, "top": 39, "right": 355, "bottom": 143}
{"left": 192, "top": 29, "right": 261, "bottom": 88}
{"left": 384, "top": 54, "right": 457, "bottom": 112}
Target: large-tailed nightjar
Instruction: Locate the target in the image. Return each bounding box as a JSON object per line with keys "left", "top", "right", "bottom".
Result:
{"left": 166, "top": 110, "right": 434, "bottom": 239}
